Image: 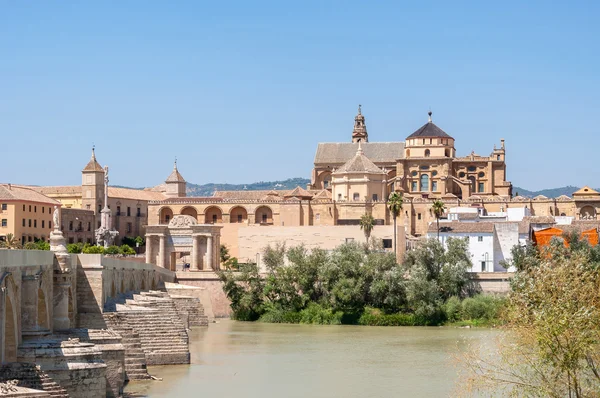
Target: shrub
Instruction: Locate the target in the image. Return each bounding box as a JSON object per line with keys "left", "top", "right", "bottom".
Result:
{"left": 119, "top": 244, "right": 136, "bottom": 256}
{"left": 299, "top": 303, "right": 342, "bottom": 325}
{"left": 82, "top": 244, "right": 104, "bottom": 254}
{"left": 461, "top": 294, "right": 504, "bottom": 321}
{"left": 443, "top": 296, "right": 462, "bottom": 322}
{"left": 104, "top": 245, "right": 120, "bottom": 255}
{"left": 67, "top": 243, "right": 83, "bottom": 254}
{"left": 358, "top": 308, "right": 417, "bottom": 326}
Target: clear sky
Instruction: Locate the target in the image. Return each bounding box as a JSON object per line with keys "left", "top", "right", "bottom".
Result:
{"left": 1, "top": 1, "right": 598, "bottom": 190}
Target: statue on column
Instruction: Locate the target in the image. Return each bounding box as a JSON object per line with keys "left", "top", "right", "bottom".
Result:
{"left": 95, "top": 165, "right": 119, "bottom": 248}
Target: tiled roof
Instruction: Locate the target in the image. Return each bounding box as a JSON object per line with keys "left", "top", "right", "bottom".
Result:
{"left": 407, "top": 122, "right": 453, "bottom": 139}
{"left": 107, "top": 187, "right": 166, "bottom": 201}
{"left": 313, "top": 189, "right": 332, "bottom": 200}
{"left": 285, "top": 186, "right": 314, "bottom": 198}
{"left": 533, "top": 195, "right": 548, "bottom": 200}
{"left": 0, "top": 184, "right": 60, "bottom": 205}
{"left": 314, "top": 142, "right": 404, "bottom": 164}
{"left": 157, "top": 197, "right": 224, "bottom": 204}
{"left": 429, "top": 221, "right": 495, "bottom": 234}
{"left": 82, "top": 150, "right": 103, "bottom": 172}
{"left": 165, "top": 164, "right": 186, "bottom": 183}
{"left": 32, "top": 185, "right": 82, "bottom": 195}
{"left": 573, "top": 186, "right": 600, "bottom": 197}
{"left": 214, "top": 190, "right": 288, "bottom": 200}
{"left": 334, "top": 145, "right": 384, "bottom": 174}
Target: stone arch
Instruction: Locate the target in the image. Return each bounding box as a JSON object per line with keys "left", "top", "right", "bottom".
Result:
{"left": 2, "top": 275, "right": 19, "bottom": 362}
{"left": 229, "top": 206, "right": 248, "bottom": 223}
{"left": 580, "top": 205, "right": 596, "bottom": 220}
{"left": 159, "top": 207, "right": 174, "bottom": 224}
{"left": 180, "top": 207, "right": 198, "bottom": 220}
{"left": 317, "top": 171, "right": 332, "bottom": 189}
{"left": 255, "top": 206, "right": 274, "bottom": 224}
{"left": 204, "top": 206, "right": 223, "bottom": 224}
{"left": 424, "top": 149, "right": 431, "bottom": 157}
{"left": 37, "top": 287, "right": 49, "bottom": 330}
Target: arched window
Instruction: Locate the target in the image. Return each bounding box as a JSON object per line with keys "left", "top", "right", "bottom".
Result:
{"left": 420, "top": 174, "right": 429, "bottom": 192}
{"left": 424, "top": 149, "right": 431, "bottom": 157}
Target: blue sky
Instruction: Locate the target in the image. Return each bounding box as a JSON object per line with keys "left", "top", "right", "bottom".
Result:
{"left": 1, "top": 1, "right": 598, "bottom": 190}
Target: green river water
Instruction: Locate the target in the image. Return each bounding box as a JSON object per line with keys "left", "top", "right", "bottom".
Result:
{"left": 125, "top": 320, "right": 497, "bottom": 398}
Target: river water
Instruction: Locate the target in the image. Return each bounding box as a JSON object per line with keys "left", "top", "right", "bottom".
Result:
{"left": 125, "top": 320, "right": 496, "bottom": 398}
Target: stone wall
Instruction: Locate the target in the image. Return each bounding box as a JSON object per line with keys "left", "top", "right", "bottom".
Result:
{"left": 470, "top": 272, "right": 512, "bottom": 294}
{"left": 175, "top": 273, "right": 231, "bottom": 318}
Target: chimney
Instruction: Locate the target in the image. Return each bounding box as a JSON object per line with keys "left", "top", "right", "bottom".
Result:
{"left": 7, "top": 183, "right": 11, "bottom": 190}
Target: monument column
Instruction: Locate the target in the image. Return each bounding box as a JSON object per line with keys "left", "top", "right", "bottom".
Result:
{"left": 158, "top": 234, "right": 166, "bottom": 269}
{"left": 206, "top": 235, "right": 213, "bottom": 271}
{"left": 145, "top": 236, "right": 153, "bottom": 264}
{"left": 191, "top": 235, "right": 200, "bottom": 271}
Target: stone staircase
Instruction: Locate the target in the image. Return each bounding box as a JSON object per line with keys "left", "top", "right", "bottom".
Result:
{"left": 0, "top": 363, "right": 68, "bottom": 398}
{"left": 102, "top": 314, "right": 152, "bottom": 381}
{"left": 171, "top": 296, "right": 209, "bottom": 327}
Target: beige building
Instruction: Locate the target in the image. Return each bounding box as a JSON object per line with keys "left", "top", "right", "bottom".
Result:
{"left": 0, "top": 184, "right": 59, "bottom": 245}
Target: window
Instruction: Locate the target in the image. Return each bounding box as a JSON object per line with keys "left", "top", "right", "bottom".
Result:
{"left": 411, "top": 170, "right": 418, "bottom": 176}
{"left": 431, "top": 181, "right": 438, "bottom": 192}
{"left": 422, "top": 139, "right": 425, "bottom": 145}
{"left": 28, "top": 236, "right": 32, "bottom": 242}
{"left": 68, "top": 237, "right": 74, "bottom": 244}
{"left": 481, "top": 261, "right": 486, "bottom": 272}
{"left": 34, "top": 206, "right": 37, "bottom": 213}
{"left": 29, "top": 205, "right": 31, "bottom": 212}
{"left": 127, "top": 223, "right": 132, "bottom": 233}
{"left": 418, "top": 213, "right": 422, "bottom": 220}
{"left": 432, "top": 170, "right": 437, "bottom": 176}
{"left": 478, "top": 172, "right": 485, "bottom": 178}
{"left": 372, "top": 194, "right": 378, "bottom": 201}
{"left": 478, "top": 182, "right": 485, "bottom": 193}
{"left": 34, "top": 220, "right": 37, "bottom": 228}
{"left": 212, "top": 214, "right": 217, "bottom": 223}
{"left": 86, "top": 204, "right": 91, "bottom": 210}
{"left": 323, "top": 180, "right": 329, "bottom": 189}
{"left": 424, "top": 149, "right": 430, "bottom": 157}
{"left": 78, "top": 222, "right": 82, "bottom": 231}
{"left": 468, "top": 166, "right": 476, "bottom": 172}
{"left": 383, "top": 239, "right": 392, "bottom": 249}
{"left": 87, "top": 222, "right": 91, "bottom": 231}
{"left": 136, "top": 207, "right": 141, "bottom": 217}
{"left": 420, "top": 174, "right": 429, "bottom": 191}
{"left": 49, "top": 221, "right": 52, "bottom": 229}
{"left": 48, "top": 207, "right": 51, "bottom": 213}
{"left": 478, "top": 236, "right": 483, "bottom": 242}
{"left": 353, "top": 193, "right": 360, "bottom": 201}
{"left": 429, "top": 138, "right": 432, "bottom": 144}
{"left": 459, "top": 172, "right": 465, "bottom": 178}
{"left": 496, "top": 155, "right": 500, "bottom": 160}
{"left": 21, "top": 236, "right": 25, "bottom": 245}
{"left": 127, "top": 207, "right": 131, "bottom": 217}
{"left": 237, "top": 214, "right": 243, "bottom": 222}
{"left": 22, "top": 219, "right": 25, "bottom": 227}
{"left": 262, "top": 214, "right": 267, "bottom": 223}
{"left": 42, "top": 207, "right": 44, "bottom": 213}
{"left": 69, "top": 221, "right": 73, "bottom": 231}
{"left": 78, "top": 238, "right": 83, "bottom": 244}
{"left": 411, "top": 181, "right": 418, "bottom": 191}
{"left": 23, "top": 205, "right": 25, "bottom": 211}
{"left": 28, "top": 219, "right": 31, "bottom": 227}
{"left": 116, "top": 206, "right": 121, "bottom": 216}
{"left": 1, "top": 204, "right": 6, "bottom": 210}
{"left": 42, "top": 220, "right": 45, "bottom": 228}
{"left": 1, "top": 219, "right": 6, "bottom": 227}
{"left": 165, "top": 215, "right": 170, "bottom": 224}
{"left": 420, "top": 165, "right": 430, "bottom": 170}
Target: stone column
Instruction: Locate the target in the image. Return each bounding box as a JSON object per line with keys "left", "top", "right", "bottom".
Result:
{"left": 207, "top": 235, "right": 213, "bottom": 271}
{"left": 21, "top": 274, "right": 42, "bottom": 336}
{"left": 191, "top": 235, "right": 200, "bottom": 271}
{"left": 145, "top": 236, "right": 153, "bottom": 264}
{"left": 158, "top": 234, "right": 165, "bottom": 269}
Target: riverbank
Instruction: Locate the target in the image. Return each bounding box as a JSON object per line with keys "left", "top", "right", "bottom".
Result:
{"left": 125, "top": 320, "right": 499, "bottom": 398}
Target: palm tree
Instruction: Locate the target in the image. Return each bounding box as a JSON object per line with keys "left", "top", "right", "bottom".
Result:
{"left": 431, "top": 199, "right": 446, "bottom": 239}
{"left": 387, "top": 192, "right": 404, "bottom": 255}
{"left": 1, "top": 233, "right": 21, "bottom": 249}
{"left": 359, "top": 213, "right": 375, "bottom": 245}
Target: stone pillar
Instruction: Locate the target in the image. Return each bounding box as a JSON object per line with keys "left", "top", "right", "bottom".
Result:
{"left": 21, "top": 274, "right": 44, "bottom": 336}
{"left": 191, "top": 235, "right": 200, "bottom": 271}
{"left": 158, "top": 234, "right": 165, "bottom": 268}
{"left": 145, "top": 236, "right": 153, "bottom": 264}
{"left": 207, "top": 235, "right": 213, "bottom": 271}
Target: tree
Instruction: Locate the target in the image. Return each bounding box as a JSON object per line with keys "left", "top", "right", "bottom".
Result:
{"left": 387, "top": 192, "right": 404, "bottom": 256}
{"left": 119, "top": 244, "right": 136, "bottom": 256}
{"left": 359, "top": 213, "right": 375, "bottom": 244}
{"left": 431, "top": 199, "right": 446, "bottom": 239}
{"left": 461, "top": 237, "right": 600, "bottom": 397}
{"left": 1, "top": 233, "right": 21, "bottom": 249}
{"left": 220, "top": 244, "right": 231, "bottom": 264}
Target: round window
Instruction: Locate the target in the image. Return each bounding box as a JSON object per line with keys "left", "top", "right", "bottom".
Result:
{"left": 468, "top": 166, "right": 476, "bottom": 172}
{"left": 420, "top": 165, "right": 430, "bottom": 170}
{"left": 411, "top": 171, "right": 418, "bottom": 177}
{"left": 459, "top": 172, "right": 466, "bottom": 178}
{"left": 432, "top": 170, "right": 438, "bottom": 176}
{"left": 478, "top": 172, "right": 485, "bottom": 178}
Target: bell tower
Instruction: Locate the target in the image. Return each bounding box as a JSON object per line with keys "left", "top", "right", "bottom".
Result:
{"left": 81, "top": 146, "right": 105, "bottom": 227}
{"left": 165, "top": 159, "right": 187, "bottom": 198}
{"left": 351, "top": 105, "right": 368, "bottom": 143}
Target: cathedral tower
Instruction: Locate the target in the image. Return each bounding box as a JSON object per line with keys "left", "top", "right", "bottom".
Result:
{"left": 81, "top": 147, "right": 105, "bottom": 227}
{"left": 164, "top": 160, "right": 187, "bottom": 198}
{"left": 351, "top": 105, "right": 368, "bottom": 143}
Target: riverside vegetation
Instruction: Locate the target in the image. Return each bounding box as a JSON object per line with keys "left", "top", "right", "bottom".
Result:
{"left": 218, "top": 238, "right": 504, "bottom": 326}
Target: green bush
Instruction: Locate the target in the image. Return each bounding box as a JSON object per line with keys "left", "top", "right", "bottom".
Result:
{"left": 119, "top": 244, "right": 136, "bottom": 256}
{"left": 358, "top": 308, "right": 417, "bottom": 326}
{"left": 299, "top": 303, "right": 342, "bottom": 325}
{"left": 67, "top": 243, "right": 83, "bottom": 254}
{"left": 461, "top": 294, "right": 504, "bottom": 321}
{"left": 443, "top": 296, "right": 462, "bottom": 322}
{"left": 82, "top": 244, "right": 104, "bottom": 254}
{"left": 104, "top": 245, "right": 120, "bottom": 255}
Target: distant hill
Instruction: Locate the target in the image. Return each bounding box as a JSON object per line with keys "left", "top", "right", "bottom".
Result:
{"left": 186, "top": 178, "right": 311, "bottom": 197}
{"left": 512, "top": 185, "right": 588, "bottom": 198}
{"left": 118, "top": 180, "right": 592, "bottom": 199}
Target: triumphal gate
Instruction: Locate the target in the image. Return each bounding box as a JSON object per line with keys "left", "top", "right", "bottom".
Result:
{"left": 145, "top": 215, "right": 222, "bottom": 271}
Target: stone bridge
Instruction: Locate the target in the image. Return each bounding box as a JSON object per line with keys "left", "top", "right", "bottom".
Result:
{"left": 0, "top": 250, "right": 206, "bottom": 398}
